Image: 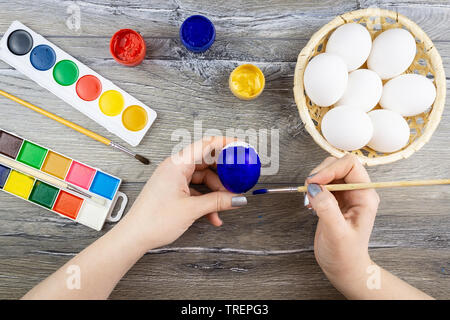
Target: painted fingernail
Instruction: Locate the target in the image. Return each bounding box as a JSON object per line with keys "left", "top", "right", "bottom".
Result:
{"left": 304, "top": 194, "right": 310, "bottom": 207}
{"left": 232, "top": 196, "right": 247, "bottom": 207}
{"left": 307, "top": 183, "right": 322, "bottom": 198}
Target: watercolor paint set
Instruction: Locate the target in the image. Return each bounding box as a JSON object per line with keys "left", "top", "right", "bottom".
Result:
{"left": 0, "top": 129, "right": 127, "bottom": 230}
{"left": 0, "top": 21, "right": 157, "bottom": 147}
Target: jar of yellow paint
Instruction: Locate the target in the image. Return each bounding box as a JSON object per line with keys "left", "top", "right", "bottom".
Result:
{"left": 229, "top": 64, "right": 265, "bottom": 100}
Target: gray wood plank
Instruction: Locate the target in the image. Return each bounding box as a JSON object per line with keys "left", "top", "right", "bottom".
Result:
{"left": 0, "top": 0, "right": 449, "bottom": 40}
{"left": 358, "top": 1, "right": 450, "bottom": 41}
{"left": 0, "top": 248, "right": 447, "bottom": 299}
{"left": 0, "top": 0, "right": 358, "bottom": 38}
{"left": 0, "top": 182, "right": 448, "bottom": 253}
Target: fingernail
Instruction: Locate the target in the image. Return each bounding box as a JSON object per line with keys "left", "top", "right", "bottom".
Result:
{"left": 307, "top": 173, "right": 317, "bottom": 179}
{"left": 304, "top": 194, "right": 310, "bottom": 207}
{"left": 307, "top": 183, "right": 322, "bottom": 198}
{"left": 232, "top": 196, "right": 247, "bottom": 207}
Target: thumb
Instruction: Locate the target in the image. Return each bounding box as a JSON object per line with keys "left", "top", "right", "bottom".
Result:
{"left": 187, "top": 191, "right": 236, "bottom": 219}
{"left": 308, "top": 184, "right": 347, "bottom": 235}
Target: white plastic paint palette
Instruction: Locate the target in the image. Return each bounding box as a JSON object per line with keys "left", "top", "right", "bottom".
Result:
{"left": 0, "top": 129, "right": 128, "bottom": 231}
{"left": 0, "top": 21, "right": 157, "bottom": 147}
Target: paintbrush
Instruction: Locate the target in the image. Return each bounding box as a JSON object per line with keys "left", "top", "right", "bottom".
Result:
{"left": 0, "top": 89, "right": 150, "bottom": 165}
{"left": 0, "top": 154, "right": 105, "bottom": 206}
{"left": 252, "top": 179, "right": 450, "bottom": 195}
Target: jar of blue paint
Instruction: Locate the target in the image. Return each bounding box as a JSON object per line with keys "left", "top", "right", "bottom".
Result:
{"left": 180, "top": 15, "right": 215, "bottom": 53}
{"left": 217, "top": 142, "right": 261, "bottom": 194}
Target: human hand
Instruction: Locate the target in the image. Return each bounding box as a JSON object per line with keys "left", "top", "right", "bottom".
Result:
{"left": 305, "top": 155, "right": 380, "bottom": 291}
{"left": 120, "top": 136, "right": 246, "bottom": 252}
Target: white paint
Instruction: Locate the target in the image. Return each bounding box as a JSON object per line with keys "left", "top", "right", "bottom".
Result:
{"left": 76, "top": 200, "right": 110, "bottom": 231}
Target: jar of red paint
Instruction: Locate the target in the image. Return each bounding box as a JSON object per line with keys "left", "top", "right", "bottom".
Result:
{"left": 109, "top": 29, "right": 146, "bottom": 66}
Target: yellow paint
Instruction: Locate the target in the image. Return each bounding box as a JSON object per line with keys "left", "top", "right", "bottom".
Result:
{"left": 229, "top": 64, "right": 265, "bottom": 100}
{"left": 99, "top": 90, "right": 124, "bottom": 116}
{"left": 3, "top": 170, "right": 35, "bottom": 199}
{"left": 41, "top": 151, "right": 72, "bottom": 180}
{"left": 122, "top": 105, "right": 148, "bottom": 131}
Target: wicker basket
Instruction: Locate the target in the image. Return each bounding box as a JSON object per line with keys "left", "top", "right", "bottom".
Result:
{"left": 293, "top": 8, "right": 446, "bottom": 166}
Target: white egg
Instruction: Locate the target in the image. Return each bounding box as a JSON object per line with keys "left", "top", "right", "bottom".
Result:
{"left": 380, "top": 74, "right": 436, "bottom": 116}
{"left": 321, "top": 105, "right": 374, "bottom": 151}
{"left": 368, "top": 28, "right": 416, "bottom": 79}
{"left": 304, "top": 53, "right": 348, "bottom": 107}
{"left": 336, "top": 69, "right": 382, "bottom": 112}
{"left": 368, "top": 109, "right": 410, "bottom": 153}
{"left": 326, "top": 23, "right": 372, "bottom": 71}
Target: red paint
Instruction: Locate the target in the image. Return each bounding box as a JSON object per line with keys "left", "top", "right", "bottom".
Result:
{"left": 110, "top": 29, "right": 146, "bottom": 66}
{"left": 65, "top": 161, "right": 96, "bottom": 189}
{"left": 76, "top": 75, "right": 102, "bottom": 101}
{"left": 53, "top": 191, "right": 83, "bottom": 219}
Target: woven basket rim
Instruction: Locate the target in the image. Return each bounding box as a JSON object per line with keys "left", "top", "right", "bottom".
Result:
{"left": 293, "top": 8, "right": 446, "bottom": 166}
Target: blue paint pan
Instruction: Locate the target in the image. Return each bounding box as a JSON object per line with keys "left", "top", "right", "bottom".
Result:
{"left": 89, "top": 171, "right": 120, "bottom": 200}
{"left": 30, "top": 44, "right": 56, "bottom": 71}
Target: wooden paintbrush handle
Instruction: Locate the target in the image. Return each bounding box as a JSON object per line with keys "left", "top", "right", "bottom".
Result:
{"left": 0, "top": 90, "right": 111, "bottom": 145}
{"left": 297, "top": 179, "right": 450, "bottom": 192}
{"left": 0, "top": 154, "right": 106, "bottom": 206}
{"left": 0, "top": 154, "right": 66, "bottom": 188}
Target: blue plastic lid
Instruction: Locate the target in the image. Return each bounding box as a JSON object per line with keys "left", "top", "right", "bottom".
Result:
{"left": 180, "top": 15, "right": 215, "bottom": 53}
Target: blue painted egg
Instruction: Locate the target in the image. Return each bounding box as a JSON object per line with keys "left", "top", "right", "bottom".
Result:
{"left": 217, "top": 143, "right": 261, "bottom": 194}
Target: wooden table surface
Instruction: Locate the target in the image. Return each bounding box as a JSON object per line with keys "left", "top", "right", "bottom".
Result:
{"left": 0, "top": 0, "right": 448, "bottom": 299}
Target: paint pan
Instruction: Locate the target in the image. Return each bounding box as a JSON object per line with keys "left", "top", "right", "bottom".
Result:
{"left": 0, "top": 128, "right": 128, "bottom": 231}
{"left": 0, "top": 130, "right": 23, "bottom": 158}
{"left": 0, "top": 21, "right": 157, "bottom": 147}
{"left": 0, "top": 164, "right": 11, "bottom": 188}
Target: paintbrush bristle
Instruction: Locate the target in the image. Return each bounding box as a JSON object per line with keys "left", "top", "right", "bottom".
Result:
{"left": 252, "top": 189, "right": 268, "bottom": 195}
{"left": 135, "top": 154, "right": 150, "bottom": 165}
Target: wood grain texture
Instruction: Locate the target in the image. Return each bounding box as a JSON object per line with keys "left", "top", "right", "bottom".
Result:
{"left": 0, "top": 0, "right": 448, "bottom": 299}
